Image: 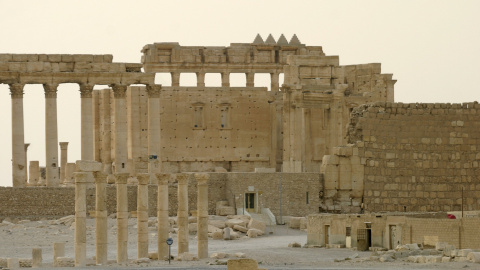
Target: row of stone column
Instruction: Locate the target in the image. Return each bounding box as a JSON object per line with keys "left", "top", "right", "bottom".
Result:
{"left": 9, "top": 83, "right": 162, "bottom": 187}
{"left": 74, "top": 168, "right": 209, "bottom": 266}
{"left": 169, "top": 72, "right": 281, "bottom": 91}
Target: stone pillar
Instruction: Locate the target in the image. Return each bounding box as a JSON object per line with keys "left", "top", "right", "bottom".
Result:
{"left": 74, "top": 172, "right": 89, "bottom": 267}
{"left": 221, "top": 72, "right": 230, "bottom": 87}
{"left": 53, "top": 242, "right": 65, "bottom": 267}
{"left": 7, "top": 258, "right": 19, "bottom": 269}
{"left": 146, "top": 85, "right": 161, "bottom": 184}
{"left": 195, "top": 173, "right": 209, "bottom": 259}
{"left": 9, "top": 83, "right": 26, "bottom": 187}
{"left": 24, "top": 143, "right": 30, "bottom": 185}
{"left": 196, "top": 72, "right": 205, "bottom": 87}
{"left": 44, "top": 83, "right": 60, "bottom": 186}
{"left": 32, "top": 248, "right": 42, "bottom": 268}
{"left": 94, "top": 172, "right": 108, "bottom": 265}
{"left": 271, "top": 72, "right": 280, "bottom": 91}
{"left": 111, "top": 84, "right": 128, "bottom": 174}
{"left": 246, "top": 72, "right": 255, "bottom": 87}
{"left": 177, "top": 173, "right": 189, "bottom": 255}
{"left": 156, "top": 173, "right": 171, "bottom": 260}
{"left": 115, "top": 173, "right": 129, "bottom": 263}
{"left": 64, "top": 163, "right": 76, "bottom": 185}
{"left": 80, "top": 84, "right": 94, "bottom": 160}
{"left": 59, "top": 142, "right": 68, "bottom": 183}
{"left": 29, "top": 161, "right": 40, "bottom": 186}
{"left": 171, "top": 72, "right": 180, "bottom": 87}
{"left": 137, "top": 173, "right": 149, "bottom": 259}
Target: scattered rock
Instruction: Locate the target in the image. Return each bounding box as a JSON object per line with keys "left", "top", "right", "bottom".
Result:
{"left": 56, "top": 257, "right": 75, "bottom": 267}
{"left": 223, "top": 227, "right": 231, "bottom": 240}
{"left": 379, "top": 254, "right": 394, "bottom": 262}
{"left": 135, "top": 257, "right": 150, "bottom": 264}
{"left": 230, "top": 231, "right": 242, "bottom": 240}
{"left": 233, "top": 252, "right": 246, "bottom": 258}
{"left": 247, "top": 228, "right": 263, "bottom": 238}
{"left": 177, "top": 252, "right": 197, "bottom": 261}
{"left": 226, "top": 219, "right": 246, "bottom": 228}
{"left": 208, "top": 224, "right": 222, "bottom": 233}
{"left": 233, "top": 225, "right": 248, "bottom": 233}
{"left": 210, "top": 231, "right": 223, "bottom": 240}
{"left": 209, "top": 219, "right": 226, "bottom": 229}
{"left": 288, "top": 242, "right": 301, "bottom": 248}
{"left": 288, "top": 217, "right": 302, "bottom": 229}
{"left": 210, "top": 252, "right": 227, "bottom": 259}
{"left": 247, "top": 219, "right": 266, "bottom": 234}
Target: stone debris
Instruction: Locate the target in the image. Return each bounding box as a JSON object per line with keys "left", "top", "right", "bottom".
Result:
{"left": 247, "top": 228, "right": 263, "bottom": 238}
{"left": 226, "top": 219, "right": 247, "bottom": 228}
{"left": 288, "top": 217, "right": 302, "bottom": 229}
{"left": 209, "top": 219, "right": 226, "bottom": 229}
{"left": 247, "top": 218, "right": 266, "bottom": 234}
{"left": 288, "top": 242, "right": 301, "bottom": 248}
{"left": 233, "top": 224, "right": 248, "bottom": 233}
{"left": 56, "top": 257, "right": 75, "bottom": 267}
{"left": 176, "top": 252, "right": 197, "bottom": 261}
{"left": 210, "top": 252, "right": 227, "bottom": 259}
{"left": 134, "top": 257, "right": 150, "bottom": 264}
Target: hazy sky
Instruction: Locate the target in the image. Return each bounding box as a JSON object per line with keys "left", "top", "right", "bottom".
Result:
{"left": 0, "top": 0, "right": 479, "bottom": 186}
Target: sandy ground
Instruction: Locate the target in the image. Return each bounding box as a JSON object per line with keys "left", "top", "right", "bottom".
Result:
{"left": 0, "top": 217, "right": 478, "bottom": 269}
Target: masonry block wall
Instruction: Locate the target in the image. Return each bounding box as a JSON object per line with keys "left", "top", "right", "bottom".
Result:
{"left": 347, "top": 102, "right": 480, "bottom": 212}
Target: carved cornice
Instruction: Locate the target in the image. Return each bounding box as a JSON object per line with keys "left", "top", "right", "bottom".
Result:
{"left": 43, "top": 83, "right": 59, "bottom": 98}
{"left": 9, "top": 83, "right": 25, "bottom": 98}
{"left": 110, "top": 84, "right": 128, "bottom": 98}
{"left": 146, "top": 84, "right": 161, "bottom": 98}
{"left": 79, "top": 83, "right": 94, "bottom": 98}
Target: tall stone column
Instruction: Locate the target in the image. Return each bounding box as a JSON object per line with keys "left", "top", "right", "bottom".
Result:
{"left": 24, "top": 143, "right": 30, "bottom": 185}
{"left": 111, "top": 85, "right": 128, "bottom": 174}
{"left": 9, "top": 83, "right": 26, "bottom": 187}
{"left": 59, "top": 142, "right": 68, "bottom": 183}
{"left": 196, "top": 72, "right": 205, "bottom": 87}
{"left": 271, "top": 72, "right": 280, "bottom": 91}
{"left": 115, "top": 173, "right": 129, "bottom": 263}
{"left": 177, "top": 173, "right": 189, "bottom": 255}
{"left": 80, "top": 84, "right": 94, "bottom": 161}
{"left": 43, "top": 83, "right": 60, "bottom": 186}
{"left": 221, "top": 72, "right": 230, "bottom": 87}
{"left": 137, "top": 174, "right": 149, "bottom": 259}
{"left": 156, "top": 173, "right": 171, "bottom": 260}
{"left": 171, "top": 72, "right": 180, "bottom": 87}
{"left": 146, "top": 85, "right": 161, "bottom": 184}
{"left": 94, "top": 172, "right": 108, "bottom": 265}
{"left": 74, "top": 172, "right": 89, "bottom": 267}
{"left": 195, "top": 173, "right": 209, "bottom": 259}
{"left": 246, "top": 72, "right": 255, "bottom": 87}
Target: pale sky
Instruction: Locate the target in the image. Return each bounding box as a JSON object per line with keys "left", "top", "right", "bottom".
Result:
{"left": 0, "top": 0, "right": 479, "bottom": 186}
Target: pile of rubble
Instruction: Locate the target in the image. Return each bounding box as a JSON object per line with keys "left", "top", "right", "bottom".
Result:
{"left": 368, "top": 243, "right": 480, "bottom": 264}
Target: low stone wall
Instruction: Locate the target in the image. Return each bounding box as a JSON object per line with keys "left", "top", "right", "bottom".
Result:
{"left": 0, "top": 172, "right": 322, "bottom": 220}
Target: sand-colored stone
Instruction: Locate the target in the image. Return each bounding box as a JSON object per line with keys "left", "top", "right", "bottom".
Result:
{"left": 94, "top": 172, "right": 108, "bottom": 265}
{"left": 156, "top": 173, "right": 171, "bottom": 260}
{"left": 74, "top": 172, "right": 90, "bottom": 267}
{"left": 195, "top": 173, "right": 209, "bottom": 259}
{"left": 115, "top": 173, "right": 129, "bottom": 263}
{"left": 136, "top": 173, "right": 149, "bottom": 259}
{"left": 59, "top": 142, "right": 68, "bottom": 183}
{"left": 53, "top": 242, "right": 65, "bottom": 267}
{"left": 32, "top": 248, "right": 42, "bottom": 268}
{"left": 177, "top": 173, "right": 189, "bottom": 255}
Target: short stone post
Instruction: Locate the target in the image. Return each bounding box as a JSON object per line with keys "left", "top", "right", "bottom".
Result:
{"left": 177, "top": 173, "right": 189, "bottom": 255}
{"left": 137, "top": 173, "right": 150, "bottom": 259}
{"left": 53, "top": 242, "right": 65, "bottom": 267}
{"left": 74, "top": 172, "right": 89, "bottom": 267}
{"left": 94, "top": 172, "right": 108, "bottom": 265}
{"left": 116, "top": 173, "right": 129, "bottom": 263}
{"left": 29, "top": 161, "right": 40, "bottom": 186}
{"left": 32, "top": 248, "right": 42, "bottom": 268}
{"left": 195, "top": 173, "right": 209, "bottom": 259}
{"left": 7, "top": 258, "right": 19, "bottom": 269}
{"left": 156, "top": 173, "right": 171, "bottom": 260}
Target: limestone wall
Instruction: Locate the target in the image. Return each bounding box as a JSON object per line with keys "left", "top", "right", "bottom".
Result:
{"left": 0, "top": 172, "right": 321, "bottom": 220}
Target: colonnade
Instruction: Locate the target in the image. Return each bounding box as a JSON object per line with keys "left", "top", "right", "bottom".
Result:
{"left": 169, "top": 71, "right": 281, "bottom": 91}
{"left": 9, "top": 83, "right": 161, "bottom": 187}
{"left": 73, "top": 169, "right": 210, "bottom": 265}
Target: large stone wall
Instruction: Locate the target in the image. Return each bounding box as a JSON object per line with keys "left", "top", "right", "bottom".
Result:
{"left": 0, "top": 172, "right": 322, "bottom": 220}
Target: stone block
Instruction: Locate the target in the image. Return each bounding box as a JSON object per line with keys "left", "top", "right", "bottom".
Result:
{"left": 209, "top": 219, "right": 226, "bottom": 229}
{"left": 226, "top": 219, "right": 247, "bottom": 228}
{"left": 7, "top": 258, "right": 19, "bottom": 269}
{"left": 75, "top": 160, "right": 102, "bottom": 172}
{"left": 233, "top": 225, "right": 248, "bottom": 233}
{"left": 217, "top": 206, "right": 236, "bottom": 216}
{"left": 289, "top": 217, "right": 302, "bottom": 229}
{"left": 441, "top": 256, "right": 451, "bottom": 262}
{"left": 247, "top": 219, "right": 266, "bottom": 233}
{"left": 227, "top": 258, "right": 258, "bottom": 270}
{"left": 467, "top": 252, "right": 480, "bottom": 263}
{"left": 254, "top": 167, "right": 275, "bottom": 173}
{"left": 425, "top": 256, "right": 442, "bottom": 263}
{"left": 177, "top": 252, "right": 197, "bottom": 261}
{"left": 211, "top": 231, "right": 223, "bottom": 240}
{"left": 210, "top": 252, "right": 227, "bottom": 259}
{"left": 457, "top": 249, "right": 474, "bottom": 257}
{"left": 247, "top": 228, "right": 263, "bottom": 238}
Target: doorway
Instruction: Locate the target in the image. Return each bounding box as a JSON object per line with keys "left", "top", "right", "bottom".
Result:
{"left": 245, "top": 193, "right": 255, "bottom": 212}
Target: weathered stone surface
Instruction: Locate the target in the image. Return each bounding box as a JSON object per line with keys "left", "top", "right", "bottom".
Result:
{"left": 227, "top": 258, "right": 259, "bottom": 270}
{"left": 177, "top": 252, "right": 197, "bottom": 261}
{"left": 247, "top": 219, "right": 266, "bottom": 234}
{"left": 226, "top": 219, "right": 247, "bottom": 228}
{"left": 210, "top": 252, "right": 227, "bottom": 259}
{"left": 247, "top": 228, "right": 263, "bottom": 238}
{"left": 233, "top": 225, "right": 248, "bottom": 233}
{"left": 209, "top": 219, "right": 226, "bottom": 229}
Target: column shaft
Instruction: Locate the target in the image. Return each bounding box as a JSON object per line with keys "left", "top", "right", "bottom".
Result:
{"left": 271, "top": 72, "right": 280, "bottom": 91}
{"left": 80, "top": 84, "right": 94, "bottom": 160}
{"left": 74, "top": 172, "right": 89, "bottom": 267}
{"left": 10, "top": 83, "right": 26, "bottom": 187}
{"left": 146, "top": 85, "right": 161, "bottom": 183}
{"left": 177, "top": 173, "right": 189, "bottom": 255}
{"left": 116, "top": 173, "right": 129, "bottom": 263}
{"left": 111, "top": 85, "right": 128, "bottom": 174}
{"left": 95, "top": 172, "right": 108, "bottom": 265}
{"left": 195, "top": 173, "right": 209, "bottom": 259}
{"left": 137, "top": 174, "right": 149, "bottom": 259}
{"left": 44, "top": 84, "right": 60, "bottom": 186}
{"left": 157, "top": 173, "right": 171, "bottom": 260}
{"left": 59, "top": 142, "right": 68, "bottom": 183}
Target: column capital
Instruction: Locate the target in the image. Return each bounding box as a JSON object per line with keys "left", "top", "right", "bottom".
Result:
{"left": 59, "top": 142, "right": 69, "bottom": 150}
{"left": 137, "top": 173, "right": 150, "bottom": 185}
{"left": 43, "top": 83, "right": 59, "bottom": 98}
{"left": 146, "top": 84, "right": 161, "bottom": 98}
{"left": 73, "top": 172, "right": 90, "bottom": 184}
{"left": 24, "top": 143, "right": 30, "bottom": 151}
{"left": 93, "top": 171, "right": 108, "bottom": 184}
{"left": 114, "top": 173, "right": 129, "bottom": 184}
{"left": 9, "top": 83, "right": 25, "bottom": 98}
{"left": 79, "top": 83, "right": 94, "bottom": 98}
{"left": 110, "top": 84, "right": 128, "bottom": 98}
{"left": 176, "top": 173, "right": 189, "bottom": 184}
{"left": 194, "top": 173, "right": 209, "bottom": 185}
{"left": 156, "top": 173, "right": 173, "bottom": 185}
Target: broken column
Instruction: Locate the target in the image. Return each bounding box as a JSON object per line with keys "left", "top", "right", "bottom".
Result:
{"left": 156, "top": 173, "right": 171, "bottom": 260}
{"left": 64, "top": 163, "right": 76, "bottom": 185}
{"left": 74, "top": 171, "right": 89, "bottom": 267}
{"left": 177, "top": 173, "right": 189, "bottom": 255}
{"left": 116, "top": 173, "right": 129, "bottom": 263}
{"left": 137, "top": 173, "right": 149, "bottom": 259}
{"left": 44, "top": 83, "right": 60, "bottom": 186}
{"left": 94, "top": 172, "right": 108, "bottom": 265}
{"left": 29, "top": 161, "right": 40, "bottom": 186}
{"left": 53, "top": 242, "right": 65, "bottom": 267}
{"left": 9, "top": 83, "right": 26, "bottom": 187}
{"left": 59, "top": 142, "right": 68, "bottom": 183}
{"left": 32, "top": 248, "right": 42, "bottom": 268}
{"left": 195, "top": 173, "right": 209, "bottom": 259}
